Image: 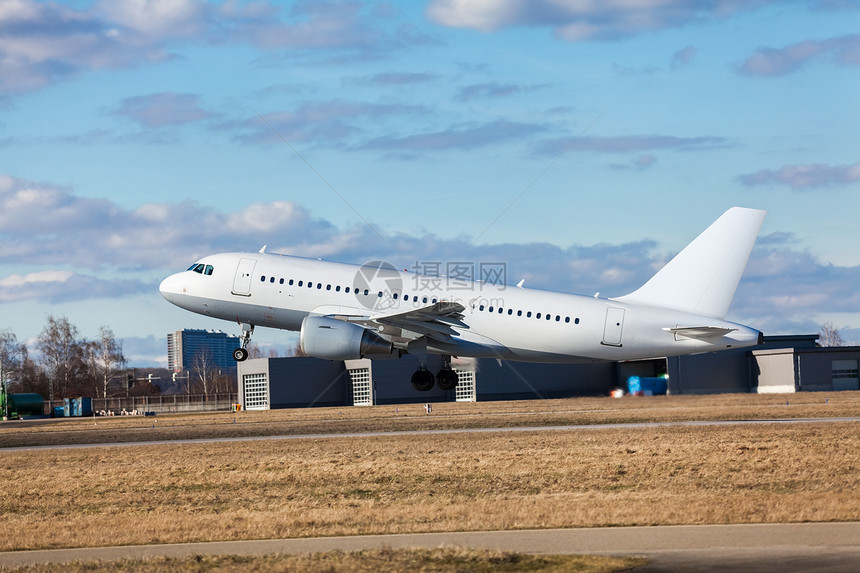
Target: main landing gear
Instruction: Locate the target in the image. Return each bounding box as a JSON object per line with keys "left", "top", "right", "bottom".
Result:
{"left": 232, "top": 323, "right": 254, "bottom": 362}
{"left": 410, "top": 357, "right": 458, "bottom": 392}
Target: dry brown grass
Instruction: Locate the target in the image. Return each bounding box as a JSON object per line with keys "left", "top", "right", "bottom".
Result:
{"left": 1, "top": 397, "right": 858, "bottom": 551}
{"left": 2, "top": 392, "right": 858, "bottom": 448}
{"left": 4, "top": 548, "right": 644, "bottom": 573}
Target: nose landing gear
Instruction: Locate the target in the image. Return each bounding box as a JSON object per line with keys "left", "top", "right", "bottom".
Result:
{"left": 233, "top": 323, "right": 254, "bottom": 362}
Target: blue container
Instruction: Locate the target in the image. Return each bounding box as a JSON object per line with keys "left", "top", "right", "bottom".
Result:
{"left": 627, "top": 376, "right": 668, "bottom": 395}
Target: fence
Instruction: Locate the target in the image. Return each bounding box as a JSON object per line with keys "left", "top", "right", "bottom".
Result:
{"left": 45, "top": 393, "right": 239, "bottom": 416}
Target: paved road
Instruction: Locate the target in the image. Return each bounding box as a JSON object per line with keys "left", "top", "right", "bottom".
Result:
{"left": 4, "top": 416, "right": 860, "bottom": 451}
{"left": 0, "top": 523, "right": 858, "bottom": 571}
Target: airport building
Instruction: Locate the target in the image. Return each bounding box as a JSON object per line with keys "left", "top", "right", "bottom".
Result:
{"left": 236, "top": 334, "right": 860, "bottom": 410}
{"left": 167, "top": 329, "right": 241, "bottom": 373}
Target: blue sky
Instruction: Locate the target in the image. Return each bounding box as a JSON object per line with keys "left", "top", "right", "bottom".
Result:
{"left": 1, "top": 0, "right": 859, "bottom": 365}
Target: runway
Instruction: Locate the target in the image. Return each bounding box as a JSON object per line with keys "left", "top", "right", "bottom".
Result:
{"left": 1, "top": 523, "right": 858, "bottom": 571}
{"left": 4, "top": 416, "right": 859, "bottom": 451}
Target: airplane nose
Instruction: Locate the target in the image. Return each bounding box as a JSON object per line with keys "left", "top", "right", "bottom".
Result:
{"left": 159, "top": 273, "right": 185, "bottom": 302}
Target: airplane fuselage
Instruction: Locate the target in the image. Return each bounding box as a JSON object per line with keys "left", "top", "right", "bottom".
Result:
{"left": 159, "top": 251, "right": 762, "bottom": 364}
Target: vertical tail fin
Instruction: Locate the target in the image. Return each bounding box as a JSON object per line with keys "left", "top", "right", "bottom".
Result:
{"left": 614, "top": 207, "right": 766, "bottom": 319}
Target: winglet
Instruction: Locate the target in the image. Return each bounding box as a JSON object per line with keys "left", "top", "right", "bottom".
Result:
{"left": 614, "top": 207, "right": 766, "bottom": 319}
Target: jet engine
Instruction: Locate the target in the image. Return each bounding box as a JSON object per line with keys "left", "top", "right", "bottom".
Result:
{"left": 299, "top": 316, "right": 394, "bottom": 360}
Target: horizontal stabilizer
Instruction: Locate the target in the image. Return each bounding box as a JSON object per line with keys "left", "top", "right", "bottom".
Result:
{"left": 664, "top": 326, "right": 736, "bottom": 340}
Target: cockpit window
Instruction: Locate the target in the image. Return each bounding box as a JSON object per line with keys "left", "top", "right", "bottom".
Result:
{"left": 187, "top": 263, "right": 214, "bottom": 276}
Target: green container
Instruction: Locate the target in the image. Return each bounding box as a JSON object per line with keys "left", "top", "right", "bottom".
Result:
{"left": 10, "top": 393, "right": 44, "bottom": 418}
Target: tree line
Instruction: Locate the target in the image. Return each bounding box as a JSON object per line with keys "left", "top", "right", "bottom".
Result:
{"left": 2, "top": 316, "right": 242, "bottom": 401}
{"left": 1, "top": 316, "right": 134, "bottom": 400}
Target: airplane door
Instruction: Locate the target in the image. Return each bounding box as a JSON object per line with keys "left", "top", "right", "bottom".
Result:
{"left": 602, "top": 307, "right": 625, "bottom": 347}
{"left": 232, "top": 258, "right": 257, "bottom": 296}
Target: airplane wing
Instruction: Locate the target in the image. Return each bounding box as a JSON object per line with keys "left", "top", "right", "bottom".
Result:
{"left": 663, "top": 326, "right": 737, "bottom": 340}
{"left": 347, "top": 301, "right": 468, "bottom": 344}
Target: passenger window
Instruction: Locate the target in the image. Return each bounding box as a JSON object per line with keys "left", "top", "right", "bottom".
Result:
{"left": 555, "top": 315, "right": 560, "bottom": 321}
{"left": 279, "top": 278, "right": 284, "bottom": 284}
{"left": 546, "top": 314, "right": 551, "bottom": 320}
{"left": 498, "top": 308, "right": 503, "bottom": 314}
{"left": 479, "top": 305, "right": 485, "bottom": 311}
{"left": 336, "top": 285, "right": 341, "bottom": 292}
{"left": 489, "top": 306, "right": 494, "bottom": 312}
{"left": 536, "top": 313, "right": 541, "bottom": 319}
{"left": 575, "top": 318, "right": 580, "bottom": 324}
{"left": 364, "top": 289, "right": 369, "bottom": 296}
{"left": 508, "top": 309, "right": 513, "bottom": 315}
{"left": 517, "top": 310, "right": 522, "bottom": 317}
{"left": 317, "top": 283, "right": 322, "bottom": 289}
{"left": 527, "top": 311, "right": 532, "bottom": 318}
{"left": 326, "top": 284, "right": 331, "bottom": 290}
{"left": 204, "top": 265, "right": 214, "bottom": 276}
{"left": 289, "top": 279, "right": 294, "bottom": 285}
{"left": 378, "top": 291, "right": 383, "bottom": 298}
{"left": 393, "top": 293, "right": 398, "bottom": 299}
{"left": 423, "top": 297, "right": 428, "bottom": 303}
{"left": 565, "top": 317, "right": 570, "bottom": 323}
{"left": 298, "top": 280, "right": 303, "bottom": 287}
{"left": 260, "top": 276, "right": 266, "bottom": 282}
{"left": 270, "top": 277, "right": 275, "bottom": 283}
{"left": 345, "top": 286, "right": 350, "bottom": 293}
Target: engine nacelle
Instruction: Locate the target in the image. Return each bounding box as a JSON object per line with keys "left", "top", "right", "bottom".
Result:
{"left": 300, "top": 316, "right": 394, "bottom": 360}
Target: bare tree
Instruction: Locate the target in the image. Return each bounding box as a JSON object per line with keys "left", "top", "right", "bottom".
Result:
{"left": 247, "top": 343, "right": 281, "bottom": 359}
{"left": 37, "top": 316, "right": 85, "bottom": 400}
{"left": 1, "top": 329, "right": 26, "bottom": 392}
{"left": 16, "top": 355, "right": 49, "bottom": 397}
{"left": 246, "top": 343, "right": 263, "bottom": 359}
{"left": 289, "top": 342, "right": 307, "bottom": 357}
{"left": 819, "top": 321, "right": 845, "bottom": 347}
{"left": 190, "top": 347, "right": 216, "bottom": 395}
{"left": 92, "top": 326, "right": 126, "bottom": 397}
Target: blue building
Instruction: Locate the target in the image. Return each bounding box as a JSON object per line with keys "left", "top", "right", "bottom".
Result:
{"left": 167, "top": 329, "right": 241, "bottom": 373}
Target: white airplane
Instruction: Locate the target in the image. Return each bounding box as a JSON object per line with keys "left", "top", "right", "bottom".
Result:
{"left": 160, "top": 207, "right": 766, "bottom": 391}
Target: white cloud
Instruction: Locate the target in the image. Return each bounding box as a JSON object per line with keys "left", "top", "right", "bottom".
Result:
{"left": 671, "top": 45, "right": 697, "bottom": 69}
{"left": 2, "top": 174, "right": 859, "bottom": 339}
{"left": 116, "top": 92, "right": 213, "bottom": 128}
{"left": 538, "top": 135, "right": 728, "bottom": 156}
{"left": 740, "top": 33, "right": 860, "bottom": 76}
{"left": 737, "top": 160, "right": 860, "bottom": 189}
{"left": 0, "top": 270, "right": 73, "bottom": 288}
{"left": 97, "top": 0, "right": 206, "bottom": 39}
{"left": 427, "top": 0, "right": 774, "bottom": 41}
{"left": 0, "top": 0, "right": 431, "bottom": 97}
{"left": 0, "top": 0, "right": 174, "bottom": 95}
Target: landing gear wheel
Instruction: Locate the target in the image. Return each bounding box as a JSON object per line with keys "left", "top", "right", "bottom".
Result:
{"left": 436, "top": 368, "right": 458, "bottom": 390}
{"left": 234, "top": 322, "right": 254, "bottom": 362}
{"left": 411, "top": 368, "right": 435, "bottom": 392}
